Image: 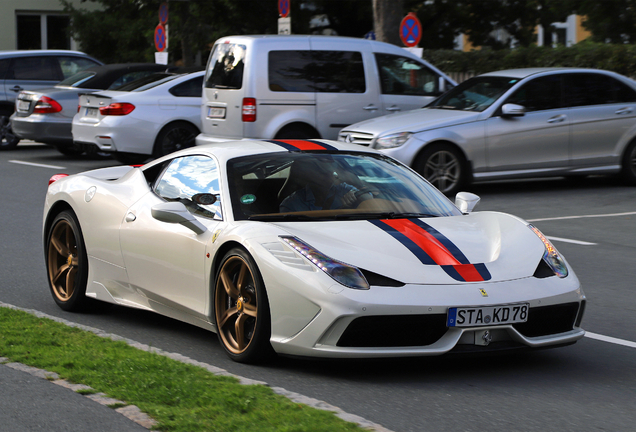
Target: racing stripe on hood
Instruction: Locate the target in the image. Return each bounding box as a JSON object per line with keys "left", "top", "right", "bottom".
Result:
{"left": 370, "top": 218, "right": 491, "bottom": 282}
{"left": 266, "top": 139, "right": 338, "bottom": 151}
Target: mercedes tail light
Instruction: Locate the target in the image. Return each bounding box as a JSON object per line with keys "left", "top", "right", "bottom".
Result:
{"left": 33, "top": 96, "right": 63, "bottom": 114}
{"left": 99, "top": 103, "right": 135, "bottom": 116}
{"left": 242, "top": 97, "right": 256, "bottom": 122}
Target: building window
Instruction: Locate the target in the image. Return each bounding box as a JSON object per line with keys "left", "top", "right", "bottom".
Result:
{"left": 16, "top": 14, "right": 71, "bottom": 50}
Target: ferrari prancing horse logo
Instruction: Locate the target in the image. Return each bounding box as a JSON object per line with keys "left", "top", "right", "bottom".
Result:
{"left": 479, "top": 288, "right": 488, "bottom": 297}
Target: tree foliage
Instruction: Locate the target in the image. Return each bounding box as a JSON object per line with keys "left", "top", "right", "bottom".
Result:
{"left": 578, "top": 0, "right": 636, "bottom": 44}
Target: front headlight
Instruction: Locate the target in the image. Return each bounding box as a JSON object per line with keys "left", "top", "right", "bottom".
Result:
{"left": 374, "top": 132, "right": 413, "bottom": 149}
{"left": 280, "top": 236, "right": 370, "bottom": 290}
{"left": 528, "top": 225, "right": 568, "bottom": 278}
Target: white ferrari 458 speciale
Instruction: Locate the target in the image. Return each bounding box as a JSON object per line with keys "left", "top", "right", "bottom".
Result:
{"left": 44, "top": 139, "right": 586, "bottom": 363}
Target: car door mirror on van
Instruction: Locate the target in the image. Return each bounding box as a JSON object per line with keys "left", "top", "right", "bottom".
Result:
{"left": 501, "top": 103, "right": 526, "bottom": 117}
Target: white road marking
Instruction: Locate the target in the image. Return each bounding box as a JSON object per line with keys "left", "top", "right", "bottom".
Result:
{"left": 9, "top": 160, "right": 65, "bottom": 169}
{"left": 546, "top": 236, "right": 597, "bottom": 246}
{"left": 528, "top": 211, "right": 636, "bottom": 222}
{"left": 585, "top": 332, "right": 636, "bottom": 349}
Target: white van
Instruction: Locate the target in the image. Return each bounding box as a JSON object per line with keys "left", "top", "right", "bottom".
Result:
{"left": 196, "top": 35, "right": 455, "bottom": 144}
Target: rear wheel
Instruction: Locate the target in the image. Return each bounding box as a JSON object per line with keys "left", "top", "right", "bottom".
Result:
{"left": 153, "top": 122, "right": 199, "bottom": 158}
{"left": 45, "top": 211, "right": 91, "bottom": 311}
{"left": 621, "top": 140, "right": 636, "bottom": 185}
{"left": 415, "top": 144, "right": 467, "bottom": 195}
{"left": 0, "top": 115, "right": 20, "bottom": 150}
{"left": 214, "top": 248, "right": 274, "bottom": 363}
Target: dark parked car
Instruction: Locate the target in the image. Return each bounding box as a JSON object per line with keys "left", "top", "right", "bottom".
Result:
{"left": 0, "top": 50, "right": 102, "bottom": 149}
{"left": 11, "top": 63, "right": 169, "bottom": 155}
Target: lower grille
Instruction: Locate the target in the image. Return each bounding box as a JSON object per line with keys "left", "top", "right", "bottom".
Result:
{"left": 513, "top": 302, "right": 580, "bottom": 337}
{"left": 337, "top": 314, "right": 448, "bottom": 347}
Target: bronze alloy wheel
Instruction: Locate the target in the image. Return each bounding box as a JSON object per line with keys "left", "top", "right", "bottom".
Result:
{"left": 214, "top": 248, "right": 273, "bottom": 363}
{"left": 417, "top": 145, "right": 465, "bottom": 195}
{"left": 46, "top": 211, "right": 90, "bottom": 311}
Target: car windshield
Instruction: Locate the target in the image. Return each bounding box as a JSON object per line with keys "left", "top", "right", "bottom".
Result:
{"left": 227, "top": 152, "right": 461, "bottom": 221}
{"left": 56, "top": 71, "right": 96, "bottom": 88}
{"left": 429, "top": 76, "right": 519, "bottom": 112}
{"left": 114, "top": 73, "right": 177, "bottom": 92}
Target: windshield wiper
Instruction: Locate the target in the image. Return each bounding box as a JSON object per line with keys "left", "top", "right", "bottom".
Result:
{"left": 248, "top": 214, "right": 325, "bottom": 221}
{"left": 332, "top": 212, "right": 440, "bottom": 220}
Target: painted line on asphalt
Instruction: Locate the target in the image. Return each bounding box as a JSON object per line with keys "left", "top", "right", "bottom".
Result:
{"left": 528, "top": 212, "right": 636, "bottom": 222}
{"left": 546, "top": 236, "right": 597, "bottom": 246}
{"left": 0, "top": 301, "right": 393, "bottom": 432}
{"left": 9, "top": 160, "right": 66, "bottom": 169}
{"left": 585, "top": 332, "right": 636, "bottom": 349}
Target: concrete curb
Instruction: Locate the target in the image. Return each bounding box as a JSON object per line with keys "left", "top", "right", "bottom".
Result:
{"left": 0, "top": 301, "right": 394, "bottom": 432}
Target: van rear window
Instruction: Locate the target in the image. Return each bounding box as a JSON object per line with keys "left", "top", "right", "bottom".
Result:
{"left": 269, "top": 50, "right": 365, "bottom": 93}
{"left": 205, "top": 43, "right": 246, "bottom": 90}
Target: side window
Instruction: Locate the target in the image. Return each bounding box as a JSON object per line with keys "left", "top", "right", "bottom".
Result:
{"left": 565, "top": 73, "right": 636, "bottom": 107}
{"left": 155, "top": 155, "right": 222, "bottom": 220}
{"left": 8, "top": 56, "right": 59, "bottom": 80}
{"left": 375, "top": 53, "right": 439, "bottom": 96}
{"left": 268, "top": 50, "right": 365, "bottom": 93}
{"left": 56, "top": 56, "right": 99, "bottom": 79}
{"left": 505, "top": 75, "right": 563, "bottom": 112}
{"left": 0, "top": 59, "right": 10, "bottom": 80}
{"left": 169, "top": 76, "right": 204, "bottom": 97}
{"left": 204, "top": 43, "right": 246, "bottom": 90}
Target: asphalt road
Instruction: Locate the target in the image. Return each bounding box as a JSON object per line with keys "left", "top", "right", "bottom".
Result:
{"left": 1, "top": 142, "right": 635, "bottom": 432}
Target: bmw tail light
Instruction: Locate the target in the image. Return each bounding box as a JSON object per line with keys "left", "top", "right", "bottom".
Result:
{"left": 99, "top": 103, "right": 135, "bottom": 116}
{"left": 242, "top": 97, "right": 256, "bottom": 122}
{"left": 33, "top": 96, "right": 63, "bottom": 114}
{"left": 48, "top": 174, "right": 69, "bottom": 185}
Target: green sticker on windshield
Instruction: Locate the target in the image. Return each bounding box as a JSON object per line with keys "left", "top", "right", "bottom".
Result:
{"left": 240, "top": 194, "right": 256, "bottom": 204}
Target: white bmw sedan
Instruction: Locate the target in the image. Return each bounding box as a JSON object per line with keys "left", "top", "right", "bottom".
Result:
{"left": 72, "top": 71, "right": 204, "bottom": 164}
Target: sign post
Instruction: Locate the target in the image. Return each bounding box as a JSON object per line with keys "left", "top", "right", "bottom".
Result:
{"left": 155, "top": 3, "right": 169, "bottom": 65}
{"left": 278, "top": 0, "right": 291, "bottom": 35}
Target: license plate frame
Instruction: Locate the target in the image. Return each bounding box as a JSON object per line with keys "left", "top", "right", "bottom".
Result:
{"left": 447, "top": 303, "right": 529, "bottom": 328}
{"left": 17, "top": 100, "right": 30, "bottom": 112}
{"left": 207, "top": 106, "right": 226, "bottom": 119}
{"left": 85, "top": 107, "right": 98, "bottom": 117}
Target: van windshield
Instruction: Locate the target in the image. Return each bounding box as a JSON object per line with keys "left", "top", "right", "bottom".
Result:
{"left": 205, "top": 43, "right": 246, "bottom": 90}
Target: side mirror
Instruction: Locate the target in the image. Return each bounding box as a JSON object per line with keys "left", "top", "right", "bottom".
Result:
{"left": 501, "top": 103, "right": 525, "bottom": 117}
{"left": 455, "top": 192, "right": 480, "bottom": 213}
{"left": 151, "top": 201, "right": 207, "bottom": 234}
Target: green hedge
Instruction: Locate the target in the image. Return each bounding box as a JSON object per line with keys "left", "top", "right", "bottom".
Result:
{"left": 423, "top": 42, "right": 636, "bottom": 77}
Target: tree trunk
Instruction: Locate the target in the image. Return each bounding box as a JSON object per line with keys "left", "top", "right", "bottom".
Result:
{"left": 373, "top": 0, "right": 404, "bottom": 46}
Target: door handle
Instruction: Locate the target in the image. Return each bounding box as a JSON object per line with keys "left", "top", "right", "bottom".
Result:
{"left": 615, "top": 107, "right": 633, "bottom": 115}
{"left": 10, "top": 86, "right": 22, "bottom": 93}
{"left": 547, "top": 114, "right": 566, "bottom": 123}
{"left": 363, "top": 104, "right": 379, "bottom": 111}
{"left": 386, "top": 105, "right": 401, "bottom": 112}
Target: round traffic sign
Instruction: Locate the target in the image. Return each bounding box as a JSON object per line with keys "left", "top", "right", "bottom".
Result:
{"left": 154, "top": 23, "right": 167, "bottom": 52}
{"left": 278, "top": 0, "right": 290, "bottom": 18}
{"left": 400, "top": 12, "right": 422, "bottom": 47}
{"left": 159, "top": 2, "right": 169, "bottom": 24}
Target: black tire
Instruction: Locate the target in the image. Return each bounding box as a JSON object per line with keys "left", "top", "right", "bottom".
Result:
{"left": 113, "top": 152, "right": 150, "bottom": 165}
{"left": 214, "top": 248, "right": 274, "bottom": 363}
{"left": 621, "top": 140, "right": 636, "bottom": 185}
{"left": 414, "top": 144, "right": 468, "bottom": 195}
{"left": 274, "top": 125, "right": 317, "bottom": 139}
{"left": 45, "top": 211, "right": 91, "bottom": 312}
{"left": 0, "top": 115, "right": 20, "bottom": 150}
{"left": 153, "top": 122, "right": 199, "bottom": 158}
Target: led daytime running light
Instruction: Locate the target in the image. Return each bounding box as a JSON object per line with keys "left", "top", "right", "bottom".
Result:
{"left": 528, "top": 225, "right": 568, "bottom": 278}
{"left": 280, "top": 236, "right": 369, "bottom": 290}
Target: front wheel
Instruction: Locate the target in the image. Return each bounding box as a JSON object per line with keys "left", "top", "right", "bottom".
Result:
{"left": 415, "top": 144, "right": 467, "bottom": 195}
{"left": 621, "top": 140, "right": 636, "bottom": 185}
{"left": 214, "top": 248, "right": 274, "bottom": 363}
{"left": 45, "top": 211, "right": 91, "bottom": 311}
{"left": 0, "top": 115, "right": 20, "bottom": 150}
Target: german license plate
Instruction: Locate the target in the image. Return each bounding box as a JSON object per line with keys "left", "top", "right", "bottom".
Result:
{"left": 207, "top": 106, "right": 226, "bottom": 119}
{"left": 447, "top": 303, "right": 529, "bottom": 327}
{"left": 85, "top": 107, "right": 98, "bottom": 117}
{"left": 17, "top": 100, "right": 30, "bottom": 112}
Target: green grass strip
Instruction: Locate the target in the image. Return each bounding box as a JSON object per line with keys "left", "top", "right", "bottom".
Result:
{"left": 0, "top": 307, "right": 364, "bottom": 432}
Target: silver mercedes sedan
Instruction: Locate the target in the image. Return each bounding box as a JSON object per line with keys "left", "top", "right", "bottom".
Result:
{"left": 339, "top": 68, "right": 636, "bottom": 194}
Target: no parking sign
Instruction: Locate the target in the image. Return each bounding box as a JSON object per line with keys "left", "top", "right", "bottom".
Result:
{"left": 400, "top": 12, "right": 422, "bottom": 47}
{"left": 154, "top": 23, "right": 167, "bottom": 52}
